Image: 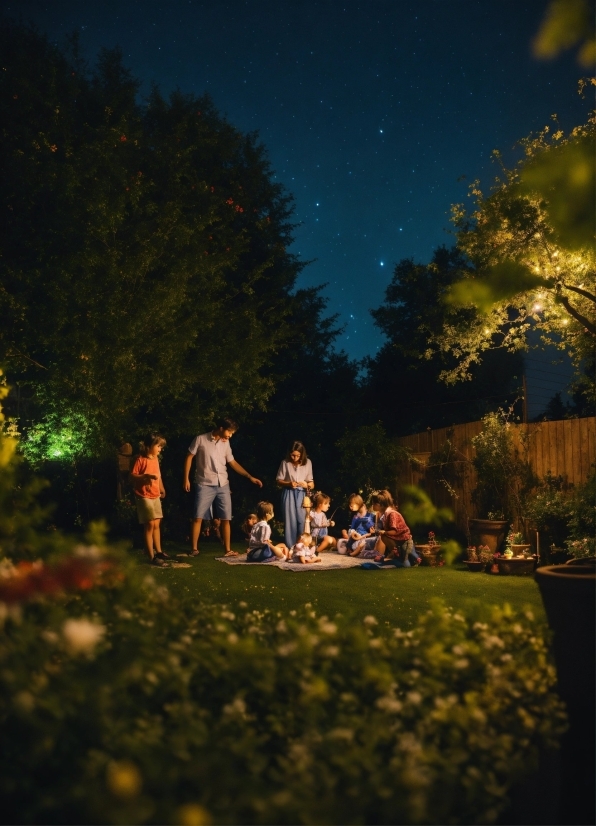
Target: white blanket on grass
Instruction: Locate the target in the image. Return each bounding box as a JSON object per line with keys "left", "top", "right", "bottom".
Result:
{"left": 215, "top": 553, "right": 364, "bottom": 571}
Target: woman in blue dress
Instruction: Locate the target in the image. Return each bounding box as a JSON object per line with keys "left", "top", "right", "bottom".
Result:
{"left": 276, "top": 441, "right": 314, "bottom": 548}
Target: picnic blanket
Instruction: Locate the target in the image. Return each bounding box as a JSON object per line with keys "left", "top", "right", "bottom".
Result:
{"left": 216, "top": 552, "right": 364, "bottom": 572}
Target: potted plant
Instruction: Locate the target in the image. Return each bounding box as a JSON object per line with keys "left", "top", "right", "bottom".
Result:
{"left": 416, "top": 531, "right": 442, "bottom": 567}
{"left": 509, "top": 530, "right": 531, "bottom": 555}
{"left": 468, "top": 511, "right": 509, "bottom": 554}
{"left": 465, "top": 544, "right": 492, "bottom": 572}
{"left": 497, "top": 529, "right": 536, "bottom": 575}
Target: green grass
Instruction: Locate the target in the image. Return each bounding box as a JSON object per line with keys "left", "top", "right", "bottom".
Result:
{"left": 144, "top": 539, "right": 547, "bottom": 629}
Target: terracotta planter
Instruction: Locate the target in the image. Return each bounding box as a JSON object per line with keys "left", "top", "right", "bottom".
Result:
{"left": 510, "top": 544, "right": 531, "bottom": 555}
{"left": 468, "top": 518, "right": 509, "bottom": 554}
{"left": 497, "top": 556, "right": 536, "bottom": 575}
{"left": 415, "top": 544, "right": 442, "bottom": 567}
{"left": 465, "top": 560, "right": 484, "bottom": 572}
{"left": 534, "top": 560, "right": 596, "bottom": 825}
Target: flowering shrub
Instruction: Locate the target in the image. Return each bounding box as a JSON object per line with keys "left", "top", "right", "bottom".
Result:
{"left": 467, "top": 545, "right": 493, "bottom": 565}
{"left": 0, "top": 551, "right": 566, "bottom": 825}
{"left": 564, "top": 538, "right": 595, "bottom": 559}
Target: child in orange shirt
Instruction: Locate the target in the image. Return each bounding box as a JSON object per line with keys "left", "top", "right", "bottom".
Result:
{"left": 130, "top": 433, "right": 168, "bottom": 566}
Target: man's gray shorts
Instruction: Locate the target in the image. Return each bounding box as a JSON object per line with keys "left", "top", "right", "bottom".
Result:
{"left": 193, "top": 484, "right": 232, "bottom": 520}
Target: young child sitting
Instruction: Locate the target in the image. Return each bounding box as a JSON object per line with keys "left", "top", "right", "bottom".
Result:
{"left": 246, "top": 501, "right": 290, "bottom": 562}
{"left": 337, "top": 494, "right": 376, "bottom": 555}
{"left": 370, "top": 489, "right": 420, "bottom": 567}
{"left": 308, "top": 492, "right": 337, "bottom": 552}
{"left": 292, "top": 532, "right": 321, "bottom": 564}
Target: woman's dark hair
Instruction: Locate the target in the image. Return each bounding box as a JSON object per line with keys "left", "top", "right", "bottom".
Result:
{"left": 285, "top": 440, "right": 308, "bottom": 465}
{"left": 140, "top": 433, "right": 166, "bottom": 456}
{"left": 256, "top": 501, "right": 274, "bottom": 520}
{"left": 370, "top": 489, "right": 394, "bottom": 509}
{"left": 216, "top": 416, "right": 239, "bottom": 432}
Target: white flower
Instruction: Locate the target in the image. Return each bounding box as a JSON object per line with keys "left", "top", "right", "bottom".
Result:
{"left": 406, "top": 691, "right": 422, "bottom": 705}
{"left": 363, "top": 615, "right": 378, "bottom": 626}
{"left": 277, "top": 642, "right": 297, "bottom": 657}
{"left": 319, "top": 620, "right": 337, "bottom": 635}
{"left": 483, "top": 635, "right": 505, "bottom": 649}
{"left": 62, "top": 618, "right": 106, "bottom": 655}
{"left": 376, "top": 695, "right": 403, "bottom": 713}
{"left": 223, "top": 697, "right": 247, "bottom": 716}
{"left": 322, "top": 645, "right": 339, "bottom": 657}
{"left": 454, "top": 658, "right": 469, "bottom": 669}
{"left": 227, "top": 633, "right": 238, "bottom": 644}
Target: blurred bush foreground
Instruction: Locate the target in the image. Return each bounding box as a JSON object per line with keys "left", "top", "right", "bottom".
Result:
{"left": 0, "top": 382, "right": 567, "bottom": 825}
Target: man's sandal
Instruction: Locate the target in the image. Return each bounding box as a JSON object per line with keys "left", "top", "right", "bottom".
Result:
{"left": 154, "top": 552, "right": 170, "bottom": 561}
{"left": 189, "top": 549, "right": 200, "bottom": 557}
{"left": 223, "top": 550, "right": 238, "bottom": 557}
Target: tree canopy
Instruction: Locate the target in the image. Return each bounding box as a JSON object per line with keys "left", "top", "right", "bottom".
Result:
{"left": 430, "top": 110, "right": 595, "bottom": 396}
{"left": 0, "top": 20, "right": 312, "bottom": 452}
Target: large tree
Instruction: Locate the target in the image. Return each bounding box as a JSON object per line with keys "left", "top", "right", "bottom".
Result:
{"left": 0, "top": 20, "right": 307, "bottom": 454}
{"left": 364, "top": 246, "right": 525, "bottom": 435}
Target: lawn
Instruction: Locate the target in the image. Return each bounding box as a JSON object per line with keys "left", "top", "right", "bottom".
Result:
{"left": 151, "top": 539, "right": 547, "bottom": 629}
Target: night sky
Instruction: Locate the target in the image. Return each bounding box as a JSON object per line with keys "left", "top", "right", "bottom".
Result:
{"left": 11, "top": 0, "right": 587, "bottom": 414}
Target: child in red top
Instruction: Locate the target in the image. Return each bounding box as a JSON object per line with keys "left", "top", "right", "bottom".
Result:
{"left": 130, "top": 433, "right": 168, "bottom": 566}
{"left": 370, "top": 489, "right": 419, "bottom": 567}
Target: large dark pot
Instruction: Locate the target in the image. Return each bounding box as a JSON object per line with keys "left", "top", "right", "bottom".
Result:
{"left": 534, "top": 559, "right": 596, "bottom": 825}
{"left": 468, "top": 518, "right": 509, "bottom": 554}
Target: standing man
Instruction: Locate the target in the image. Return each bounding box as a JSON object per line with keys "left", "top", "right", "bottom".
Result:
{"left": 183, "top": 417, "right": 262, "bottom": 557}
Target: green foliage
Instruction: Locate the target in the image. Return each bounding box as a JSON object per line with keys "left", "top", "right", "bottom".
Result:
{"left": 519, "top": 136, "right": 595, "bottom": 251}
{"left": 566, "top": 469, "right": 596, "bottom": 557}
{"left": 525, "top": 474, "right": 575, "bottom": 548}
{"left": 335, "top": 422, "right": 409, "bottom": 493}
{"left": 446, "top": 261, "right": 550, "bottom": 314}
{"left": 434, "top": 113, "right": 596, "bottom": 387}
{"left": 399, "top": 486, "right": 461, "bottom": 563}
{"left": 0, "top": 561, "right": 567, "bottom": 825}
{"left": 20, "top": 408, "right": 99, "bottom": 464}
{"left": 471, "top": 411, "right": 535, "bottom": 521}
{"left": 525, "top": 470, "right": 595, "bottom": 557}
{"left": 0, "top": 20, "right": 308, "bottom": 451}
{"left": 533, "top": 0, "right": 595, "bottom": 67}
{"left": 399, "top": 485, "right": 454, "bottom": 530}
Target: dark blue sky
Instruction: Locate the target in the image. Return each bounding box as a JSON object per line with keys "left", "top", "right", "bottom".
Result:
{"left": 13, "top": 0, "right": 585, "bottom": 413}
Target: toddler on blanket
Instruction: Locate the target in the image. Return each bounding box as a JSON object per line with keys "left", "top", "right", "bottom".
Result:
{"left": 291, "top": 532, "right": 321, "bottom": 564}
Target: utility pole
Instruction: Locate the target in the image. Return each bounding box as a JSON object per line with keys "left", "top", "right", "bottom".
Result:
{"left": 522, "top": 374, "right": 528, "bottom": 424}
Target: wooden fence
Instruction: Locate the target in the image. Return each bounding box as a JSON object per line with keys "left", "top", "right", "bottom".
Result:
{"left": 395, "top": 417, "right": 596, "bottom": 533}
